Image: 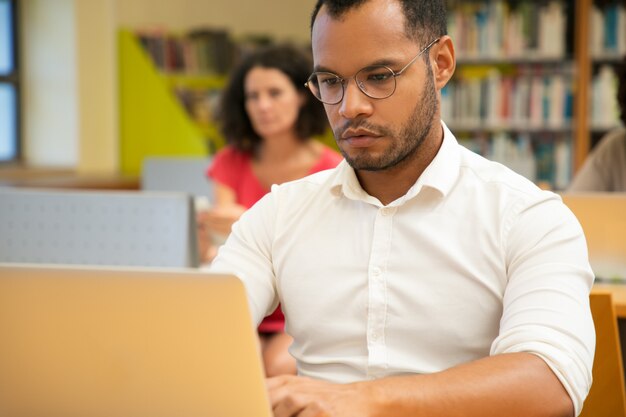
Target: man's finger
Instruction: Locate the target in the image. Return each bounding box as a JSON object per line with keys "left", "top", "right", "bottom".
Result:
{"left": 272, "top": 391, "right": 308, "bottom": 417}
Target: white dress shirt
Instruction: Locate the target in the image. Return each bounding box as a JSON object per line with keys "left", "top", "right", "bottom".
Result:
{"left": 210, "top": 122, "right": 595, "bottom": 415}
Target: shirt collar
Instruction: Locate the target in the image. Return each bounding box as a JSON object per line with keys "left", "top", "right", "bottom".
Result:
{"left": 414, "top": 121, "right": 461, "bottom": 197}
{"left": 329, "top": 121, "right": 461, "bottom": 205}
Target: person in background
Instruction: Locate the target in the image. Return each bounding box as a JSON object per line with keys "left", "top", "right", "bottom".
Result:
{"left": 569, "top": 55, "right": 626, "bottom": 191}
{"left": 197, "top": 44, "right": 343, "bottom": 377}
{"left": 210, "top": 0, "right": 595, "bottom": 416}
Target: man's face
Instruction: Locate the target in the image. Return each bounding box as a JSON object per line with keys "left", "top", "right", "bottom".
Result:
{"left": 311, "top": 0, "right": 438, "bottom": 171}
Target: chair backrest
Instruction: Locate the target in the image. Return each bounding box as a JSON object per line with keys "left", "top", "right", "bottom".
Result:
{"left": 561, "top": 193, "right": 626, "bottom": 281}
{"left": 141, "top": 157, "right": 213, "bottom": 201}
{"left": 580, "top": 291, "right": 626, "bottom": 417}
{"left": 0, "top": 188, "right": 198, "bottom": 268}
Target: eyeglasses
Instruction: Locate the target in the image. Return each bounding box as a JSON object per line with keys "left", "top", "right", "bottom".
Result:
{"left": 305, "top": 38, "right": 440, "bottom": 105}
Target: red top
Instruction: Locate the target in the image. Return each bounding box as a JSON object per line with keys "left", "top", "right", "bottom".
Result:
{"left": 207, "top": 144, "right": 343, "bottom": 333}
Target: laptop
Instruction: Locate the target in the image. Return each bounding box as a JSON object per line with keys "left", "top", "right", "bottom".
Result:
{"left": 562, "top": 192, "right": 626, "bottom": 282}
{"left": 0, "top": 264, "right": 272, "bottom": 417}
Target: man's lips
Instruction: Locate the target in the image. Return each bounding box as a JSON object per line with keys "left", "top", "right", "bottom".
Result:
{"left": 340, "top": 129, "right": 382, "bottom": 147}
{"left": 341, "top": 128, "right": 379, "bottom": 139}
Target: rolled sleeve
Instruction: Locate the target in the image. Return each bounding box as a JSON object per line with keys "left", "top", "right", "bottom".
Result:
{"left": 491, "top": 195, "right": 595, "bottom": 415}
{"left": 209, "top": 191, "right": 279, "bottom": 327}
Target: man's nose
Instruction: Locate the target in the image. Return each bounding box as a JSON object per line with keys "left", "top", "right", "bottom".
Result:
{"left": 338, "top": 78, "right": 373, "bottom": 119}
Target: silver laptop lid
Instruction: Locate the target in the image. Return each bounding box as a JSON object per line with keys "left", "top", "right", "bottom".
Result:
{"left": 0, "top": 264, "right": 272, "bottom": 417}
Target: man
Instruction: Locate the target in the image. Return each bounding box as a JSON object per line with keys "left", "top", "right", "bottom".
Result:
{"left": 211, "top": 0, "right": 595, "bottom": 416}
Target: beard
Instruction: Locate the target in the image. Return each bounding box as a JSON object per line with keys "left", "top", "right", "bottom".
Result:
{"left": 334, "top": 65, "right": 438, "bottom": 171}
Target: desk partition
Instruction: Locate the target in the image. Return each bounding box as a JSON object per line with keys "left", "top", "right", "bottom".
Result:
{"left": 141, "top": 157, "right": 213, "bottom": 201}
{"left": 0, "top": 188, "right": 198, "bottom": 268}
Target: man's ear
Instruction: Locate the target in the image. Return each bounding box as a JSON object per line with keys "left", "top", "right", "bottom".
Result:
{"left": 431, "top": 35, "right": 456, "bottom": 90}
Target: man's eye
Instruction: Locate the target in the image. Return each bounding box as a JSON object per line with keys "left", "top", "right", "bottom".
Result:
{"left": 367, "top": 72, "right": 392, "bottom": 82}
{"left": 320, "top": 77, "right": 341, "bottom": 87}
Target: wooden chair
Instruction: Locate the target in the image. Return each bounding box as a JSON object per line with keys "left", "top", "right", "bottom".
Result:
{"left": 561, "top": 193, "right": 626, "bottom": 281}
{"left": 580, "top": 291, "right": 626, "bottom": 417}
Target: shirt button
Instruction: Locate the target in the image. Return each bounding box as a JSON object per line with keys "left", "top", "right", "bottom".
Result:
{"left": 382, "top": 206, "right": 397, "bottom": 216}
{"left": 372, "top": 267, "right": 382, "bottom": 276}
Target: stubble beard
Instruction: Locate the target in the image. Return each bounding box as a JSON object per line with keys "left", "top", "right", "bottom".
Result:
{"left": 335, "top": 66, "right": 439, "bottom": 172}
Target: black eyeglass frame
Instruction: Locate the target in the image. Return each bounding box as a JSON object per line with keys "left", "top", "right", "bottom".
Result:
{"left": 305, "top": 37, "right": 441, "bottom": 105}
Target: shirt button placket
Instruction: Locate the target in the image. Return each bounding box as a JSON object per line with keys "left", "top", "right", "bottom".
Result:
{"left": 366, "top": 205, "right": 396, "bottom": 377}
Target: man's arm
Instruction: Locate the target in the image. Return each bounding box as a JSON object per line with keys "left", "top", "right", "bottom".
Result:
{"left": 269, "top": 352, "right": 572, "bottom": 417}
{"left": 209, "top": 191, "right": 280, "bottom": 325}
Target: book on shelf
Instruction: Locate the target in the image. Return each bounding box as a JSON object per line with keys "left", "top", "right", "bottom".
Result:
{"left": 447, "top": 0, "right": 567, "bottom": 60}
{"left": 442, "top": 65, "right": 574, "bottom": 131}
{"left": 489, "top": 132, "right": 537, "bottom": 182}
{"left": 590, "top": 2, "right": 626, "bottom": 59}
{"left": 456, "top": 131, "right": 572, "bottom": 190}
{"left": 591, "top": 65, "right": 622, "bottom": 129}
{"left": 135, "top": 28, "right": 236, "bottom": 75}
{"left": 186, "top": 28, "right": 235, "bottom": 75}
{"left": 534, "top": 136, "right": 572, "bottom": 190}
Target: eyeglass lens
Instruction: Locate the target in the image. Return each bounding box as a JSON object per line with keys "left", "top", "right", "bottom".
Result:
{"left": 308, "top": 65, "right": 396, "bottom": 104}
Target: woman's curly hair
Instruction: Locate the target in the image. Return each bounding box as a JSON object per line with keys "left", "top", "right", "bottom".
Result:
{"left": 216, "top": 44, "right": 328, "bottom": 153}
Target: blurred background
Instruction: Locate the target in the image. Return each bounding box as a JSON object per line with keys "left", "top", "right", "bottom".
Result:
{"left": 0, "top": 0, "right": 624, "bottom": 191}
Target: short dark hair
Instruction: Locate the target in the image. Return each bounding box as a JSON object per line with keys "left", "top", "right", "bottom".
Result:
{"left": 310, "top": 0, "right": 447, "bottom": 44}
{"left": 618, "top": 55, "right": 626, "bottom": 126}
{"left": 216, "top": 44, "right": 328, "bottom": 153}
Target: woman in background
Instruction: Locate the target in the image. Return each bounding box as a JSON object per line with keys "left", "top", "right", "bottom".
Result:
{"left": 198, "top": 44, "right": 342, "bottom": 377}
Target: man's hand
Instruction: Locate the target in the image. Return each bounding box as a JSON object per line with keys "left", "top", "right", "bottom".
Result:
{"left": 267, "top": 375, "right": 376, "bottom": 417}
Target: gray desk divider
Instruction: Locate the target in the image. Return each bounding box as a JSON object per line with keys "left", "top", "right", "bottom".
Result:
{"left": 141, "top": 157, "right": 214, "bottom": 201}
{"left": 0, "top": 188, "right": 198, "bottom": 268}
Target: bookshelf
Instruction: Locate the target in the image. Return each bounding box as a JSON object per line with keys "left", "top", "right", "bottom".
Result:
{"left": 444, "top": 0, "right": 624, "bottom": 190}
{"left": 588, "top": 0, "right": 625, "bottom": 147}
{"left": 118, "top": 29, "right": 225, "bottom": 176}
